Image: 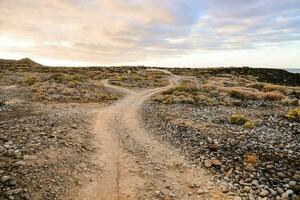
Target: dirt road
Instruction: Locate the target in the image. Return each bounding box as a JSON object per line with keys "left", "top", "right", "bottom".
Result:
{"left": 76, "top": 72, "right": 229, "bottom": 200}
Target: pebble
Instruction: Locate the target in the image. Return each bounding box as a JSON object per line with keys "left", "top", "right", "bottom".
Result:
{"left": 259, "top": 189, "right": 269, "bottom": 197}
{"left": 1, "top": 175, "right": 10, "bottom": 183}
{"left": 220, "top": 185, "right": 228, "bottom": 193}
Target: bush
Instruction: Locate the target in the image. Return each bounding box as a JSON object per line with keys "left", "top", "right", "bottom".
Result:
{"left": 263, "top": 84, "right": 290, "bottom": 94}
{"left": 245, "top": 153, "right": 258, "bottom": 165}
{"left": 228, "top": 114, "right": 248, "bottom": 125}
{"left": 24, "top": 76, "right": 38, "bottom": 86}
{"left": 286, "top": 107, "right": 300, "bottom": 122}
{"left": 243, "top": 121, "right": 255, "bottom": 129}
{"left": 262, "top": 92, "right": 285, "bottom": 101}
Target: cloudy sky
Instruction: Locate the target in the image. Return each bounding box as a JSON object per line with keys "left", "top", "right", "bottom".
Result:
{"left": 0, "top": 0, "right": 299, "bottom": 67}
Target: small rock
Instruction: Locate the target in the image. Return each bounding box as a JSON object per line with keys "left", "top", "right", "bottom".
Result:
{"left": 211, "top": 159, "right": 222, "bottom": 166}
{"left": 197, "top": 189, "right": 207, "bottom": 195}
{"left": 204, "top": 160, "right": 212, "bottom": 168}
{"left": 23, "top": 155, "right": 37, "bottom": 160}
{"left": 289, "top": 181, "right": 296, "bottom": 186}
{"left": 245, "top": 164, "right": 256, "bottom": 172}
{"left": 6, "top": 188, "right": 22, "bottom": 196}
{"left": 1, "top": 175, "right": 10, "bottom": 183}
{"left": 293, "top": 174, "right": 300, "bottom": 182}
{"left": 259, "top": 189, "right": 269, "bottom": 197}
{"left": 0, "top": 145, "right": 7, "bottom": 155}
{"left": 233, "top": 196, "right": 242, "bottom": 200}
{"left": 220, "top": 185, "right": 228, "bottom": 193}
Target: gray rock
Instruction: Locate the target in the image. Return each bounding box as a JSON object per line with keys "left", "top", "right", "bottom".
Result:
{"left": 293, "top": 174, "right": 300, "bottom": 182}
{"left": 1, "top": 175, "right": 10, "bottom": 183}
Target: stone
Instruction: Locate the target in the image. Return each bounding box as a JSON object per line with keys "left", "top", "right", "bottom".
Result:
{"left": 289, "top": 181, "right": 296, "bottom": 186}
{"left": 245, "top": 164, "right": 256, "bottom": 172}
{"left": 259, "top": 189, "right": 269, "bottom": 197}
{"left": 220, "top": 185, "right": 228, "bottom": 193}
{"left": 6, "top": 188, "right": 22, "bottom": 196}
{"left": 197, "top": 189, "right": 207, "bottom": 194}
{"left": 293, "top": 174, "right": 300, "bottom": 182}
{"left": 1, "top": 175, "right": 10, "bottom": 183}
{"left": 204, "top": 160, "right": 212, "bottom": 168}
{"left": 0, "top": 146, "right": 7, "bottom": 155}
{"left": 23, "top": 155, "right": 37, "bottom": 160}
{"left": 233, "top": 196, "right": 242, "bottom": 200}
{"left": 251, "top": 180, "right": 259, "bottom": 186}
{"left": 211, "top": 159, "right": 222, "bottom": 166}
{"left": 277, "top": 172, "right": 285, "bottom": 178}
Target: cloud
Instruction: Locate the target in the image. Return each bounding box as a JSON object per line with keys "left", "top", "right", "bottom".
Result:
{"left": 0, "top": 0, "right": 299, "bottom": 65}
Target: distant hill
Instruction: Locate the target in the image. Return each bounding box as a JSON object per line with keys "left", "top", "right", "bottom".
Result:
{"left": 0, "top": 58, "right": 43, "bottom": 67}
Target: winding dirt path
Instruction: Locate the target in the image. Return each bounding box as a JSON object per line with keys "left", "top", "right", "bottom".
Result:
{"left": 76, "top": 71, "right": 229, "bottom": 200}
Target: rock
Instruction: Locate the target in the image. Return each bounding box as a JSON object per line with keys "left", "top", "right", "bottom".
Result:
{"left": 169, "top": 192, "right": 176, "bottom": 197}
{"left": 15, "top": 161, "right": 26, "bottom": 166}
{"left": 0, "top": 145, "right": 7, "bottom": 155}
{"left": 23, "top": 155, "right": 37, "bottom": 160}
{"left": 251, "top": 180, "right": 259, "bottom": 186}
{"left": 197, "top": 189, "right": 207, "bottom": 194}
{"left": 3, "top": 141, "right": 13, "bottom": 149}
{"left": 204, "top": 160, "right": 212, "bottom": 168}
{"left": 208, "top": 144, "right": 218, "bottom": 151}
{"left": 1, "top": 175, "right": 10, "bottom": 183}
{"left": 293, "top": 174, "right": 300, "bottom": 182}
{"left": 259, "top": 189, "right": 269, "bottom": 197}
{"left": 281, "top": 190, "right": 294, "bottom": 200}
{"left": 245, "top": 164, "right": 256, "bottom": 172}
{"left": 289, "top": 181, "right": 296, "bottom": 187}
{"left": 233, "top": 196, "right": 242, "bottom": 200}
{"left": 220, "top": 185, "right": 228, "bottom": 193}
{"left": 5, "top": 188, "right": 22, "bottom": 196}
{"left": 211, "top": 159, "right": 222, "bottom": 166}
{"left": 277, "top": 172, "right": 285, "bottom": 178}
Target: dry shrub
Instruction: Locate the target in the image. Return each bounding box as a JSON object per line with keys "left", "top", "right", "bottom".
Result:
{"left": 245, "top": 154, "right": 258, "bottom": 165}
{"left": 262, "top": 92, "right": 285, "bottom": 101}
{"left": 23, "top": 76, "right": 39, "bottom": 86}
{"left": 228, "top": 114, "right": 248, "bottom": 125}
{"left": 246, "top": 82, "right": 266, "bottom": 90}
{"left": 286, "top": 107, "right": 300, "bottom": 122}
{"left": 263, "top": 84, "right": 291, "bottom": 94}
{"left": 243, "top": 121, "right": 255, "bottom": 129}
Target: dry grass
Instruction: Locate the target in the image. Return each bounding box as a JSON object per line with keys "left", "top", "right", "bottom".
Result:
{"left": 286, "top": 107, "right": 300, "bottom": 122}
{"left": 245, "top": 154, "right": 258, "bottom": 165}
{"left": 201, "top": 77, "right": 291, "bottom": 102}
{"left": 263, "top": 84, "right": 291, "bottom": 94}
{"left": 108, "top": 70, "right": 169, "bottom": 88}
{"left": 152, "top": 79, "right": 216, "bottom": 105}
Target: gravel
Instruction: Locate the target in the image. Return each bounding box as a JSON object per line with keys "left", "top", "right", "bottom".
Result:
{"left": 141, "top": 101, "right": 300, "bottom": 199}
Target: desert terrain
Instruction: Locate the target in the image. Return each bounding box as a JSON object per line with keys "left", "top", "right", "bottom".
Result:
{"left": 0, "top": 58, "right": 299, "bottom": 200}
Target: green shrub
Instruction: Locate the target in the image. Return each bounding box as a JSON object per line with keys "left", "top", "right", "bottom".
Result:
{"left": 228, "top": 114, "right": 248, "bottom": 125}
{"left": 286, "top": 107, "right": 300, "bottom": 122}
{"left": 243, "top": 121, "right": 255, "bottom": 129}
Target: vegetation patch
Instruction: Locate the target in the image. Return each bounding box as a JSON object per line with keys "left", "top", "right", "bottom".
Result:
{"left": 228, "top": 114, "right": 248, "bottom": 125}
{"left": 109, "top": 70, "right": 169, "bottom": 88}
{"left": 152, "top": 80, "right": 216, "bottom": 105}
{"left": 286, "top": 107, "right": 300, "bottom": 122}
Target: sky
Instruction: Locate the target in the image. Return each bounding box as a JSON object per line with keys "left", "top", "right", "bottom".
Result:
{"left": 0, "top": 0, "right": 300, "bottom": 68}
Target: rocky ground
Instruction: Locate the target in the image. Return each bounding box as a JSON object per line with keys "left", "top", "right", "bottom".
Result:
{"left": 142, "top": 100, "right": 300, "bottom": 200}
{"left": 0, "top": 86, "right": 103, "bottom": 200}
